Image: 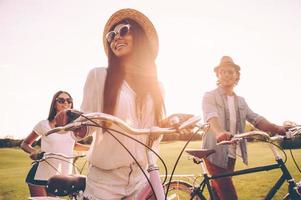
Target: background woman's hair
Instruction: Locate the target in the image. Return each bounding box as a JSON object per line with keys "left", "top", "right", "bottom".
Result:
{"left": 47, "top": 90, "right": 73, "bottom": 121}
{"left": 104, "top": 19, "right": 165, "bottom": 124}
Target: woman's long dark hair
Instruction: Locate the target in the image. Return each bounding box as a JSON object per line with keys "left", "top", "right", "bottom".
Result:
{"left": 103, "top": 19, "right": 165, "bottom": 124}
{"left": 47, "top": 90, "right": 73, "bottom": 121}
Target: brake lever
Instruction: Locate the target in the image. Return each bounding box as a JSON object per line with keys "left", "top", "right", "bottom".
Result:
{"left": 66, "top": 110, "right": 83, "bottom": 124}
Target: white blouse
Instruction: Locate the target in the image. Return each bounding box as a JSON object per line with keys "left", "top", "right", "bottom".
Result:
{"left": 81, "top": 67, "right": 162, "bottom": 170}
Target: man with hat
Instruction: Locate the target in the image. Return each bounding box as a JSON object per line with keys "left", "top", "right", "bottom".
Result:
{"left": 201, "top": 56, "right": 288, "bottom": 200}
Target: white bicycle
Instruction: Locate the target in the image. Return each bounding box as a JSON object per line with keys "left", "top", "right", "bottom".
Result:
{"left": 37, "top": 111, "right": 207, "bottom": 200}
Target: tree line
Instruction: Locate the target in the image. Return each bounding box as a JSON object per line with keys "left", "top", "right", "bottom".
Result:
{"left": 0, "top": 132, "right": 202, "bottom": 148}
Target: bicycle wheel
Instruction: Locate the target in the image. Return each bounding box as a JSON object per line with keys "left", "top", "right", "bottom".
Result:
{"left": 164, "top": 180, "right": 205, "bottom": 200}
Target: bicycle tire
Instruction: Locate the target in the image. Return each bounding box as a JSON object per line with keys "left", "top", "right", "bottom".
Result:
{"left": 165, "top": 180, "right": 205, "bottom": 200}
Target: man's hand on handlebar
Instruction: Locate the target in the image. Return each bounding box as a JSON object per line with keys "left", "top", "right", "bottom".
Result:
{"left": 275, "top": 122, "right": 294, "bottom": 136}
{"left": 148, "top": 114, "right": 195, "bottom": 146}
{"left": 216, "top": 132, "right": 233, "bottom": 143}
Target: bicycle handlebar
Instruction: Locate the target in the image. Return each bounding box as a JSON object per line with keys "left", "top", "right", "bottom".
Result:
{"left": 46, "top": 112, "right": 204, "bottom": 136}
{"left": 218, "top": 127, "right": 301, "bottom": 145}
{"left": 34, "top": 152, "right": 86, "bottom": 163}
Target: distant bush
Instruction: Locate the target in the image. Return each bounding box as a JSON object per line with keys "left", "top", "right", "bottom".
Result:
{"left": 0, "top": 138, "right": 23, "bottom": 148}
{"left": 162, "top": 132, "right": 202, "bottom": 141}
{"left": 78, "top": 135, "right": 93, "bottom": 144}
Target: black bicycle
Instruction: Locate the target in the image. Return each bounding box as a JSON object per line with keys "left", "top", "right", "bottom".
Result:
{"left": 165, "top": 126, "right": 301, "bottom": 200}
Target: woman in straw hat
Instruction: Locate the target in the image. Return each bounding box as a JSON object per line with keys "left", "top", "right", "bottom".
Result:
{"left": 81, "top": 8, "right": 166, "bottom": 200}
{"left": 201, "top": 56, "right": 289, "bottom": 200}
{"left": 55, "top": 8, "right": 187, "bottom": 199}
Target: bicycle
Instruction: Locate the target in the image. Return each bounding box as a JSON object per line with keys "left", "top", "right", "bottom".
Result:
{"left": 44, "top": 111, "right": 206, "bottom": 200}
{"left": 165, "top": 126, "right": 301, "bottom": 200}
{"left": 28, "top": 152, "right": 87, "bottom": 200}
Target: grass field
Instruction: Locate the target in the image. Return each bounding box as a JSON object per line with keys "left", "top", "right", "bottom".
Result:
{"left": 0, "top": 141, "right": 300, "bottom": 200}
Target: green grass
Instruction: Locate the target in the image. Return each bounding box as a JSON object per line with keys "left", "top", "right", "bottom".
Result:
{"left": 0, "top": 148, "right": 32, "bottom": 200}
{"left": 1, "top": 142, "right": 300, "bottom": 200}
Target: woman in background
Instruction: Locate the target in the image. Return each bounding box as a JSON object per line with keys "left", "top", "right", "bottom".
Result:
{"left": 21, "top": 90, "right": 89, "bottom": 197}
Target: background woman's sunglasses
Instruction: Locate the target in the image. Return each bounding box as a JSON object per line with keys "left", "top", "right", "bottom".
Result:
{"left": 106, "top": 24, "right": 131, "bottom": 44}
{"left": 56, "top": 97, "right": 73, "bottom": 104}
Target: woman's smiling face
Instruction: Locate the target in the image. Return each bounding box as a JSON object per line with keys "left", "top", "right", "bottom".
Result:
{"left": 108, "top": 23, "right": 134, "bottom": 58}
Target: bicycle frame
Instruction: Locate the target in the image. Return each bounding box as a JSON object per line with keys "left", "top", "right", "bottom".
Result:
{"left": 194, "top": 140, "right": 300, "bottom": 200}
{"left": 135, "top": 150, "right": 165, "bottom": 200}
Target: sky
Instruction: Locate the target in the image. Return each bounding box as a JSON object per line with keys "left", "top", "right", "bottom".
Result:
{"left": 1, "top": 0, "right": 301, "bottom": 139}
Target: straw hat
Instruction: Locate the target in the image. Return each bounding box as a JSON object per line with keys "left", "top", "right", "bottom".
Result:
{"left": 103, "top": 8, "right": 159, "bottom": 59}
{"left": 214, "top": 56, "right": 241, "bottom": 73}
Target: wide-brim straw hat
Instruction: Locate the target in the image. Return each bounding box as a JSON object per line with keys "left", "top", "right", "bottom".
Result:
{"left": 214, "top": 56, "right": 241, "bottom": 73}
{"left": 103, "top": 8, "right": 159, "bottom": 59}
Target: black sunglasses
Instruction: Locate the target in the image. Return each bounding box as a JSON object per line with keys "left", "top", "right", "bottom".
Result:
{"left": 105, "top": 24, "right": 131, "bottom": 44}
{"left": 56, "top": 97, "right": 73, "bottom": 104}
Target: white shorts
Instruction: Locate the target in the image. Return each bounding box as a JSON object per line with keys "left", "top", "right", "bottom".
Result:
{"left": 83, "top": 164, "right": 148, "bottom": 200}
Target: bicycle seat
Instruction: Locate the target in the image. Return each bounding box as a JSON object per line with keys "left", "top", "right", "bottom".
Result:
{"left": 185, "top": 149, "right": 216, "bottom": 159}
{"left": 46, "top": 175, "right": 86, "bottom": 196}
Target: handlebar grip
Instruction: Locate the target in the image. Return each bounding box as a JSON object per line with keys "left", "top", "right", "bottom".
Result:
{"left": 36, "top": 151, "right": 45, "bottom": 160}
{"left": 280, "top": 136, "right": 301, "bottom": 149}
{"left": 66, "top": 110, "right": 83, "bottom": 124}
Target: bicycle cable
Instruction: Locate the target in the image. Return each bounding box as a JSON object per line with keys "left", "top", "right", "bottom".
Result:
{"left": 80, "top": 121, "right": 158, "bottom": 200}
{"left": 263, "top": 139, "right": 301, "bottom": 178}
{"left": 78, "top": 113, "right": 169, "bottom": 184}
{"left": 248, "top": 138, "right": 288, "bottom": 163}
{"left": 79, "top": 158, "right": 87, "bottom": 175}
{"left": 105, "top": 128, "right": 159, "bottom": 200}
{"left": 116, "top": 124, "right": 169, "bottom": 185}
{"left": 77, "top": 113, "right": 172, "bottom": 200}
{"left": 289, "top": 149, "right": 301, "bottom": 174}
{"left": 164, "top": 126, "right": 203, "bottom": 198}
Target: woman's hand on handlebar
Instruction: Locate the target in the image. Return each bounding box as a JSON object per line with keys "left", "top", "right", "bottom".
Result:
{"left": 30, "top": 151, "right": 45, "bottom": 160}
{"left": 54, "top": 110, "right": 69, "bottom": 127}
{"left": 54, "top": 109, "right": 88, "bottom": 138}
{"left": 160, "top": 113, "right": 194, "bottom": 128}
{"left": 55, "top": 109, "right": 82, "bottom": 127}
